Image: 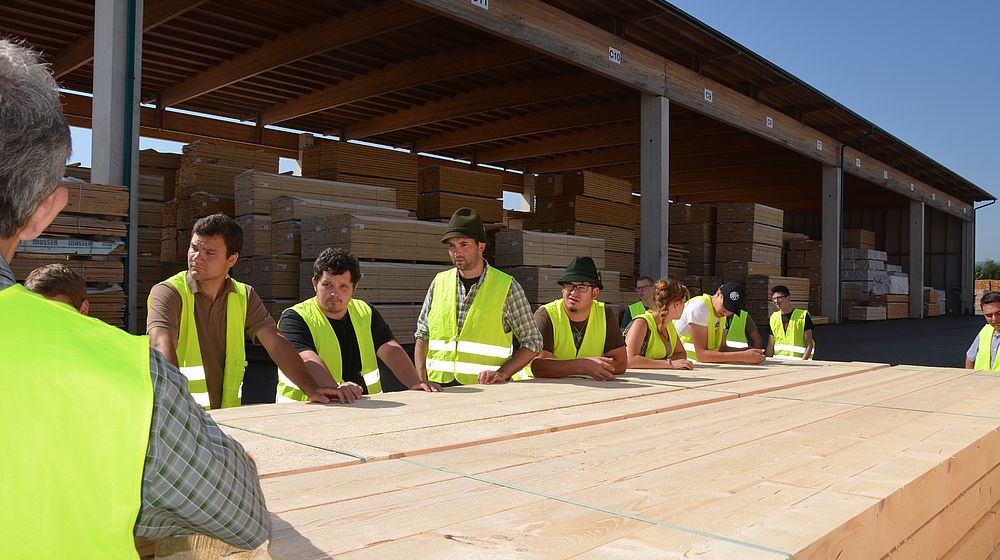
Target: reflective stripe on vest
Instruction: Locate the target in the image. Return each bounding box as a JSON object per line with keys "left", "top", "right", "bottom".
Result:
{"left": 513, "top": 298, "right": 606, "bottom": 380}
{"left": 426, "top": 267, "right": 513, "bottom": 384}
{"left": 634, "top": 310, "right": 677, "bottom": 360}
{"left": 726, "top": 311, "right": 750, "bottom": 349}
{"left": 769, "top": 308, "right": 814, "bottom": 360}
{"left": 973, "top": 324, "right": 1000, "bottom": 371}
{"left": 159, "top": 271, "right": 248, "bottom": 408}
{"left": 276, "top": 297, "right": 381, "bottom": 401}
{"left": 679, "top": 294, "right": 725, "bottom": 362}
{"left": 1, "top": 285, "right": 152, "bottom": 558}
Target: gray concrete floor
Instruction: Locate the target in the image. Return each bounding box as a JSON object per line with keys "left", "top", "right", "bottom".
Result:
{"left": 807, "top": 314, "right": 983, "bottom": 368}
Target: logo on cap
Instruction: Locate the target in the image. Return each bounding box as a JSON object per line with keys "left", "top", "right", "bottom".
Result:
{"left": 729, "top": 291, "right": 740, "bottom": 301}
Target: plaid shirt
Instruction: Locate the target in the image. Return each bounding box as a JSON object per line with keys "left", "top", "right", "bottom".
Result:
{"left": 0, "top": 254, "right": 269, "bottom": 548}
{"left": 414, "top": 262, "right": 542, "bottom": 352}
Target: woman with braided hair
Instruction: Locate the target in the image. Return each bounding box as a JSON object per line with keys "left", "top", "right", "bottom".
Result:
{"left": 624, "top": 279, "right": 694, "bottom": 370}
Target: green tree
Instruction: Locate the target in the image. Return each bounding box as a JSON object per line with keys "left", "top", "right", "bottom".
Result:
{"left": 976, "top": 259, "right": 1000, "bottom": 280}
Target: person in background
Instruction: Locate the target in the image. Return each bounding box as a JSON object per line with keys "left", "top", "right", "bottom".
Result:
{"left": 25, "top": 263, "right": 89, "bottom": 315}
{"left": 725, "top": 310, "right": 764, "bottom": 350}
{"left": 625, "top": 278, "right": 694, "bottom": 370}
{"left": 619, "top": 275, "right": 654, "bottom": 330}
{"left": 766, "top": 284, "right": 815, "bottom": 360}
{"left": 966, "top": 291, "right": 1000, "bottom": 370}
{"left": 676, "top": 282, "right": 766, "bottom": 364}
{"left": 0, "top": 38, "right": 268, "bottom": 557}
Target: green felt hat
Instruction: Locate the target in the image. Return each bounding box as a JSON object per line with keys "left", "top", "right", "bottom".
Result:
{"left": 440, "top": 207, "right": 486, "bottom": 243}
{"left": 557, "top": 256, "right": 603, "bottom": 290}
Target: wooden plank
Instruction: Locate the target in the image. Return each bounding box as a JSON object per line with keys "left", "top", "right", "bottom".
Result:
{"left": 416, "top": 192, "right": 503, "bottom": 223}
{"left": 60, "top": 181, "right": 129, "bottom": 216}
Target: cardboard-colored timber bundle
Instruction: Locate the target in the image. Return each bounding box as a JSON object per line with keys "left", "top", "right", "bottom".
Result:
{"left": 271, "top": 221, "right": 301, "bottom": 257}
{"left": 236, "top": 215, "right": 273, "bottom": 257}
{"left": 235, "top": 171, "right": 398, "bottom": 218}
{"left": 526, "top": 222, "right": 635, "bottom": 254}
{"left": 250, "top": 257, "right": 300, "bottom": 300}
{"left": 300, "top": 215, "right": 451, "bottom": 263}
{"left": 60, "top": 181, "right": 129, "bottom": 216}
{"left": 301, "top": 140, "right": 418, "bottom": 211}
{"left": 417, "top": 192, "right": 502, "bottom": 223}
{"left": 299, "top": 262, "right": 449, "bottom": 303}
{"left": 843, "top": 228, "right": 876, "bottom": 249}
{"left": 419, "top": 165, "right": 503, "bottom": 198}
{"left": 493, "top": 230, "right": 606, "bottom": 269}
{"left": 533, "top": 195, "right": 639, "bottom": 230}
{"left": 176, "top": 193, "right": 235, "bottom": 229}
{"left": 270, "top": 195, "right": 411, "bottom": 223}
{"left": 534, "top": 170, "right": 633, "bottom": 203}
{"left": 505, "top": 266, "right": 621, "bottom": 306}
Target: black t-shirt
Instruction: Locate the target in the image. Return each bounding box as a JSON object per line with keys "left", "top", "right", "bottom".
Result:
{"left": 459, "top": 274, "right": 479, "bottom": 295}
{"left": 781, "top": 311, "right": 814, "bottom": 331}
{"left": 278, "top": 305, "right": 395, "bottom": 393}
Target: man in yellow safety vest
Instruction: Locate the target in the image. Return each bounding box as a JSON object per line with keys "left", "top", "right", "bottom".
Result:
{"left": 766, "top": 284, "right": 815, "bottom": 360}
{"left": 414, "top": 207, "right": 542, "bottom": 385}
{"left": 676, "top": 282, "right": 767, "bottom": 364}
{"left": 0, "top": 39, "right": 268, "bottom": 557}
{"left": 147, "top": 213, "right": 359, "bottom": 408}
{"left": 966, "top": 291, "right": 1000, "bottom": 371}
{"left": 619, "top": 275, "right": 654, "bottom": 330}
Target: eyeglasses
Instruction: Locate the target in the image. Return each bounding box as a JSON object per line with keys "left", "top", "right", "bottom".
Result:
{"left": 562, "top": 283, "right": 596, "bottom": 294}
{"left": 635, "top": 284, "right": 653, "bottom": 292}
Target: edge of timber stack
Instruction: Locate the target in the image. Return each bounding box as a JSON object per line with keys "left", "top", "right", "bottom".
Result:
{"left": 302, "top": 139, "right": 418, "bottom": 211}
{"left": 417, "top": 165, "right": 503, "bottom": 223}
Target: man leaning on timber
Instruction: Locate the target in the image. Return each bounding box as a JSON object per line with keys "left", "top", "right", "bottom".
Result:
{"left": 414, "top": 207, "right": 542, "bottom": 385}
{"left": 515, "top": 256, "right": 628, "bottom": 381}
{"left": 147, "top": 213, "right": 359, "bottom": 408}
{"left": 0, "top": 39, "right": 268, "bottom": 557}
{"left": 966, "top": 291, "right": 1000, "bottom": 370}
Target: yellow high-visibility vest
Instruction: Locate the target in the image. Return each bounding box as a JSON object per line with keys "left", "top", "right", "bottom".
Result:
{"left": 973, "top": 324, "right": 1000, "bottom": 371}
{"left": 276, "top": 297, "right": 381, "bottom": 401}
{"left": 159, "top": 271, "right": 248, "bottom": 408}
{"left": 1, "top": 284, "right": 152, "bottom": 559}
{"left": 635, "top": 310, "right": 679, "bottom": 360}
{"left": 679, "top": 294, "right": 725, "bottom": 361}
{"left": 513, "top": 298, "right": 606, "bottom": 380}
{"left": 426, "top": 267, "right": 513, "bottom": 384}
{"left": 726, "top": 311, "right": 750, "bottom": 348}
{"left": 769, "top": 308, "right": 815, "bottom": 360}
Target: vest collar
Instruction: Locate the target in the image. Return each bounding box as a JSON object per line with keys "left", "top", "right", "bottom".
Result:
{"left": 186, "top": 271, "right": 236, "bottom": 299}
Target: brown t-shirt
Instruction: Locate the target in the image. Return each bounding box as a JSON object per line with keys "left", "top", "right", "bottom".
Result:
{"left": 146, "top": 273, "right": 275, "bottom": 409}
{"left": 535, "top": 303, "right": 625, "bottom": 356}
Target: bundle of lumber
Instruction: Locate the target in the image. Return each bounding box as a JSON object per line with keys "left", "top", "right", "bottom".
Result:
{"left": 669, "top": 203, "right": 717, "bottom": 276}
{"left": 271, "top": 221, "right": 300, "bottom": 257}
{"left": 784, "top": 236, "right": 823, "bottom": 313}
{"left": 506, "top": 266, "right": 621, "bottom": 307}
{"left": 300, "top": 215, "right": 451, "bottom": 263}
{"left": 176, "top": 192, "right": 235, "bottom": 229}
{"left": 270, "top": 195, "right": 411, "bottom": 223}
{"left": 493, "top": 230, "right": 606, "bottom": 269}
{"left": 843, "top": 227, "right": 876, "bottom": 249}
{"left": 842, "top": 248, "right": 890, "bottom": 320}
{"left": 668, "top": 244, "right": 688, "bottom": 279}
{"left": 234, "top": 171, "right": 397, "bottom": 218}
{"left": 531, "top": 171, "right": 636, "bottom": 287}
{"left": 250, "top": 256, "right": 300, "bottom": 300}
{"left": 199, "top": 361, "right": 1000, "bottom": 559}
{"left": 236, "top": 215, "right": 273, "bottom": 258}
{"left": 298, "top": 262, "right": 449, "bottom": 304}
{"left": 417, "top": 166, "right": 503, "bottom": 223}
{"left": 924, "top": 287, "right": 946, "bottom": 316}
{"left": 715, "top": 203, "right": 783, "bottom": 275}
{"left": 868, "top": 293, "right": 910, "bottom": 319}
{"left": 139, "top": 149, "right": 181, "bottom": 201}
{"left": 302, "top": 139, "right": 418, "bottom": 211}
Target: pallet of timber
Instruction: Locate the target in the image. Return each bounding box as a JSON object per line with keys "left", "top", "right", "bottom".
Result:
{"left": 60, "top": 181, "right": 129, "bottom": 216}
{"left": 534, "top": 170, "right": 632, "bottom": 203}
{"left": 419, "top": 166, "right": 503, "bottom": 198}
{"left": 301, "top": 215, "right": 452, "bottom": 263}
{"left": 87, "top": 288, "right": 125, "bottom": 327}
{"left": 722, "top": 260, "right": 782, "bottom": 279}
{"left": 46, "top": 214, "right": 126, "bottom": 237}
{"left": 302, "top": 140, "right": 417, "bottom": 182}
{"left": 668, "top": 244, "right": 688, "bottom": 277}
{"left": 682, "top": 242, "right": 715, "bottom": 263}
{"left": 374, "top": 304, "right": 421, "bottom": 345}
{"left": 137, "top": 174, "right": 166, "bottom": 203}
{"left": 843, "top": 228, "right": 876, "bottom": 249}
{"left": 138, "top": 199, "right": 164, "bottom": 227}
{"left": 604, "top": 250, "right": 636, "bottom": 279}
{"left": 251, "top": 257, "right": 300, "bottom": 300}
{"left": 534, "top": 195, "right": 639, "bottom": 230}
{"left": 715, "top": 202, "right": 783, "bottom": 228}
{"left": 715, "top": 242, "right": 781, "bottom": 266}
{"left": 668, "top": 203, "right": 716, "bottom": 225}
{"left": 745, "top": 275, "right": 810, "bottom": 301}
{"left": 175, "top": 163, "right": 246, "bottom": 199}
{"left": 271, "top": 195, "right": 411, "bottom": 222}
{"left": 272, "top": 221, "right": 301, "bottom": 257}
{"left": 235, "top": 171, "right": 397, "bottom": 217}
{"left": 849, "top": 305, "right": 887, "bottom": 321}
{"left": 9, "top": 254, "right": 124, "bottom": 284}
{"left": 527, "top": 221, "right": 635, "bottom": 254}
{"left": 716, "top": 222, "right": 782, "bottom": 247}
{"left": 868, "top": 293, "right": 910, "bottom": 305}
{"left": 785, "top": 266, "right": 821, "bottom": 285}
{"left": 235, "top": 215, "right": 272, "bottom": 257}
{"left": 299, "top": 262, "right": 450, "bottom": 303}
{"left": 176, "top": 192, "right": 235, "bottom": 228}
{"left": 885, "top": 302, "right": 909, "bottom": 319}
{"left": 670, "top": 223, "right": 715, "bottom": 244}
{"left": 506, "top": 267, "right": 621, "bottom": 305}
{"left": 182, "top": 140, "right": 278, "bottom": 172}
{"left": 493, "top": 230, "right": 606, "bottom": 268}
{"left": 136, "top": 227, "right": 159, "bottom": 256}
{"left": 417, "top": 192, "right": 502, "bottom": 223}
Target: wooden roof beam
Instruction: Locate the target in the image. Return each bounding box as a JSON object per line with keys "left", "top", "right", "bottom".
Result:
{"left": 526, "top": 145, "right": 639, "bottom": 174}
{"left": 476, "top": 121, "right": 637, "bottom": 164}
{"left": 52, "top": 0, "right": 209, "bottom": 79}
{"left": 158, "top": 2, "right": 431, "bottom": 107}
{"left": 260, "top": 41, "right": 543, "bottom": 126}
{"left": 345, "top": 72, "right": 619, "bottom": 140}
{"left": 416, "top": 99, "right": 637, "bottom": 152}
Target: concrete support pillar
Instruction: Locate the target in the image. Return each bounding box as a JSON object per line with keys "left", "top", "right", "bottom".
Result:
{"left": 92, "top": 0, "right": 142, "bottom": 332}
{"left": 963, "top": 215, "right": 976, "bottom": 313}
{"left": 639, "top": 95, "right": 669, "bottom": 280}
{"left": 821, "top": 165, "right": 842, "bottom": 322}
{"left": 909, "top": 200, "right": 925, "bottom": 319}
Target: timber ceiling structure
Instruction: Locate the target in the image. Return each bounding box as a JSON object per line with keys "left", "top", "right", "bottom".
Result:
{"left": 0, "top": 0, "right": 991, "bottom": 215}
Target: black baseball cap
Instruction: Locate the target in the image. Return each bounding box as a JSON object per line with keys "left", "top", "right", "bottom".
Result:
{"left": 718, "top": 282, "right": 745, "bottom": 314}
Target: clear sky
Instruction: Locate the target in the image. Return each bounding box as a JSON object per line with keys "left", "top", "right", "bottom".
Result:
{"left": 70, "top": 0, "right": 1000, "bottom": 259}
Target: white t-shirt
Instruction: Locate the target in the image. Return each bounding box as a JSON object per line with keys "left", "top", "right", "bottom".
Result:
{"left": 674, "top": 297, "right": 713, "bottom": 338}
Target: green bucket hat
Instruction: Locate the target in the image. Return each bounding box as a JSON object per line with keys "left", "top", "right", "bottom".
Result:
{"left": 440, "top": 207, "right": 486, "bottom": 244}
{"left": 557, "top": 257, "right": 603, "bottom": 290}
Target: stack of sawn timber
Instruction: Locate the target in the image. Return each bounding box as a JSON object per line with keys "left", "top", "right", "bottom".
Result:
{"left": 302, "top": 139, "right": 419, "bottom": 211}
{"left": 418, "top": 165, "right": 503, "bottom": 224}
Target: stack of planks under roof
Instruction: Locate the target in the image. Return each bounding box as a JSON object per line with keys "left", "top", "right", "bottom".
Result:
{"left": 151, "top": 361, "right": 1000, "bottom": 559}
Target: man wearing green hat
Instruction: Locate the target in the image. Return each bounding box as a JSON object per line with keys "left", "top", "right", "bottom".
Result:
{"left": 415, "top": 207, "right": 542, "bottom": 385}
{"left": 519, "top": 257, "right": 627, "bottom": 381}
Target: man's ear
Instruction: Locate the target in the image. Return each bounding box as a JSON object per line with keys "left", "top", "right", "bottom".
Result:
{"left": 227, "top": 251, "right": 239, "bottom": 269}
{"left": 17, "top": 186, "right": 68, "bottom": 241}
{"left": 79, "top": 299, "right": 90, "bottom": 316}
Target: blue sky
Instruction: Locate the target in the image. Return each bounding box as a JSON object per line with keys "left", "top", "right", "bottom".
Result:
{"left": 70, "top": 0, "right": 999, "bottom": 258}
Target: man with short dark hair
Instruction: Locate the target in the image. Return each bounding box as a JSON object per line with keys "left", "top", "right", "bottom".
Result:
{"left": 619, "top": 275, "right": 654, "bottom": 330}
{"left": 25, "top": 263, "right": 89, "bottom": 315}
{"left": 0, "top": 39, "right": 268, "bottom": 556}
{"left": 148, "top": 213, "right": 357, "bottom": 408}
{"left": 766, "top": 284, "right": 814, "bottom": 360}
{"left": 277, "top": 248, "right": 441, "bottom": 399}
{"left": 676, "top": 282, "right": 766, "bottom": 364}
{"left": 966, "top": 291, "right": 1000, "bottom": 370}
{"left": 518, "top": 257, "right": 627, "bottom": 381}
